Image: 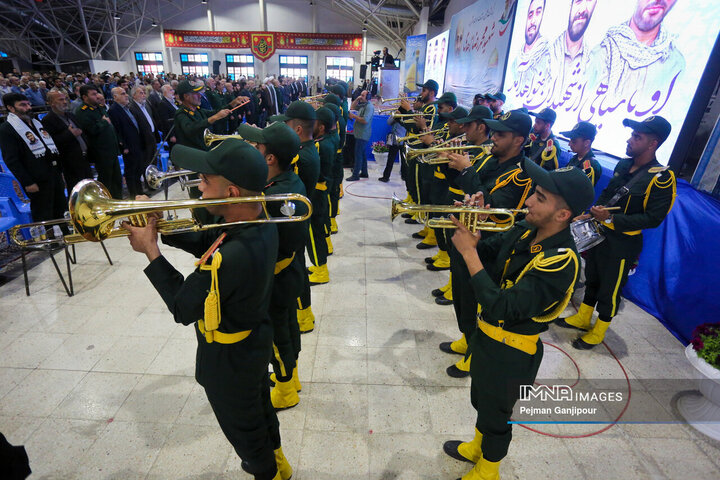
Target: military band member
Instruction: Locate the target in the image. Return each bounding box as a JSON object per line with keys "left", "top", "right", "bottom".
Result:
{"left": 442, "top": 110, "right": 535, "bottom": 378}
{"left": 270, "top": 101, "right": 320, "bottom": 333}
{"left": 328, "top": 85, "right": 349, "bottom": 233}
{"left": 560, "top": 121, "right": 603, "bottom": 186}
{"left": 556, "top": 116, "right": 676, "bottom": 349}
{"left": 75, "top": 84, "right": 123, "bottom": 199}
{"left": 486, "top": 92, "right": 506, "bottom": 119}
{"left": 444, "top": 161, "right": 595, "bottom": 480}
{"left": 319, "top": 98, "right": 343, "bottom": 254}
{"left": 526, "top": 108, "right": 560, "bottom": 170}
{"left": 238, "top": 122, "right": 308, "bottom": 410}
{"left": 123, "top": 139, "right": 290, "bottom": 480}
{"left": 306, "top": 107, "right": 336, "bottom": 285}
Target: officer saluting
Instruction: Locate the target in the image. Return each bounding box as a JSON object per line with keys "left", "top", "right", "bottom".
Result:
{"left": 560, "top": 121, "right": 603, "bottom": 185}
{"left": 444, "top": 161, "right": 595, "bottom": 480}
{"left": 123, "top": 139, "right": 290, "bottom": 480}
{"left": 556, "top": 116, "right": 676, "bottom": 349}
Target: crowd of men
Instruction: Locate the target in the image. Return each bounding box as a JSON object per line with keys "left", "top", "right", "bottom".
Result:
{"left": 0, "top": 69, "right": 332, "bottom": 231}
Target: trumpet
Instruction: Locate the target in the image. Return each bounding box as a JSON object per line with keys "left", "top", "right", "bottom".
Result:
{"left": 406, "top": 145, "right": 479, "bottom": 162}
{"left": 10, "top": 180, "right": 313, "bottom": 247}
{"left": 396, "top": 127, "right": 448, "bottom": 142}
{"left": 204, "top": 129, "right": 245, "bottom": 147}
{"left": 300, "top": 94, "right": 325, "bottom": 102}
{"left": 145, "top": 165, "right": 200, "bottom": 190}
{"left": 381, "top": 96, "right": 410, "bottom": 104}
{"left": 390, "top": 196, "right": 527, "bottom": 232}
{"left": 390, "top": 112, "right": 422, "bottom": 119}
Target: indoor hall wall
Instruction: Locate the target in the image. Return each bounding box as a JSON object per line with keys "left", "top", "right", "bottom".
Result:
{"left": 118, "top": 0, "right": 385, "bottom": 84}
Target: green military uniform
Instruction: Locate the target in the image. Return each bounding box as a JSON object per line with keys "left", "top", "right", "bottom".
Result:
{"left": 444, "top": 110, "right": 535, "bottom": 377}
{"left": 444, "top": 162, "right": 594, "bottom": 479}
{"left": 308, "top": 109, "right": 334, "bottom": 271}
{"left": 75, "top": 102, "right": 122, "bottom": 198}
{"left": 206, "top": 87, "right": 226, "bottom": 134}
{"left": 566, "top": 150, "right": 603, "bottom": 186}
{"left": 321, "top": 100, "right": 342, "bottom": 242}
{"left": 270, "top": 101, "right": 322, "bottom": 331}
{"left": 525, "top": 132, "right": 560, "bottom": 170}
{"left": 582, "top": 158, "right": 675, "bottom": 324}
{"left": 174, "top": 105, "right": 216, "bottom": 151}
{"left": 144, "top": 139, "right": 283, "bottom": 480}
{"left": 327, "top": 87, "right": 348, "bottom": 226}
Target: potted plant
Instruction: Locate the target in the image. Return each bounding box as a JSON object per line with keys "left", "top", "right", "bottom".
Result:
{"left": 371, "top": 141, "right": 389, "bottom": 167}
{"left": 678, "top": 322, "right": 720, "bottom": 440}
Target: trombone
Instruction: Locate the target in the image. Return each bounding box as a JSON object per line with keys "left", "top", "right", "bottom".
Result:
{"left": 406, "top": 145, "right": 479, "bottom": 162}
{"left": 10, "top": 179, "right": 313, "bottom": 247}
{"left": 300, "top": 94, "right": 324, "bottom": 102}
{"left": 145, "top": 165, "right": 200, "bottom": 190}
{"left": 204, "top": 129, "right": 245, "bottom": 147}
{"left": 390, "top": 196, "right": 527, "bottom": 232}
{"left": 381, "top": 96, "right": 410, "bottom": 104}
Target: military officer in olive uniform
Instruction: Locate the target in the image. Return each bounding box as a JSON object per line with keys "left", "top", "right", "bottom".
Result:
{"left": 123, "top": 139, "right": 290, "bottom": 480}
{"left": 444, "top": 161, "right": 595, "bottom": 480}
{"left": 75, "top": 84, "right": 123, "bottom": 198}
{"left": 173, "top": 80, "right": 247, "bottom": 152}
{"left": 271, "top": 101, "right": 321, "bottom": 333}
{"left": 556, "top": 116, "right": 676, "bottom": 349}
{"left": 560, "top": 121, "right": 603, "bottom": 186}
{"left": 238, "top": 122, "right": 309, "bottom": 410}
{"left": 442, "top": 110, "right": 535, "bottom": 378}
{"left": 526, "top": 108, "right": 561, "bottom": 171}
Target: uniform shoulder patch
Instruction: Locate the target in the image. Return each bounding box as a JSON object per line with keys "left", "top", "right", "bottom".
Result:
{"left": 648, "top": 166, "right": 669, "bottom": 173}
{"left": 81, "top": 105, "right": 87, "bottom": 110}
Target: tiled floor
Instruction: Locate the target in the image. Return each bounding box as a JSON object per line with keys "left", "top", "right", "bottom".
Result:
{"left": 1, "top": 164, "right": 719, "bottom": 479}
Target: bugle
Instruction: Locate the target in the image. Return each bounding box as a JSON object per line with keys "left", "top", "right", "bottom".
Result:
{"left": 204, "top": 129, "right": 245, "bottom": 147}
{"left": 300, "top": 94, "right": 325, "bottom": 102}
{"left": 381, "top": 96, "right": 409, "bottom": 104}
{"left": 390, "top": 196, "right": 526, "bottom": 232}
{"left": 406, "top": 145, "right": 479, "bottom": 162}
{"left": 10, "top": 180, "right": 313, "bottom": 247}
{"left": 145, "top": 165, "right": 200, "bottom": 190}
{"left": 396, "top": 127, "right": 448, "bottom": 142}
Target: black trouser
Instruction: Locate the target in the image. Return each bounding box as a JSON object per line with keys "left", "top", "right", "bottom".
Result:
{"left": 406, "top": 158, "right": 418, "bottom": 203}
{"left": 270, "top": 263, "right": 303, "bottom": 382}
{"left": 450, "top": 247, "right": 477, "bottom": 337}
{"left": 582, "top": 241, "right": 634, "bottom": 320}
{"left": 59, "top": 154, "right": 93, "bottom": 194}
{"left": 306, "top": 189, "right": 329, "bottom": 266}
{"left": 330, "top": 153, "right": 343, "bottom": 218}
{"left": 470, "top": 331, "right": 543, "bottom": 462}
{"left": 382, "top": 144, "right": 401, "bottom": 180}
{"left": 429, "top": 172, "right": 449, "bottom": 250}
{"left": 28, "top": 168, "right": 67, "bottom": 224}
{"left": 297, "top": 252, "right": 312, "bottom": 311}
{"left": 95, "top": 155, "right": 123, "bottom": 199}
{"left": 122, "top": 151, "right": 144, "bottom": 198}
{"left": 202, "top": 322, "right": 279, "bottom": 480}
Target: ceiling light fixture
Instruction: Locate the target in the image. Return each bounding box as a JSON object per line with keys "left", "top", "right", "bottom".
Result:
{"left": 151, "top": 20, "right": 158, "bottom": 27}
{"left": 113, "top": 12, "right": 120, "bottom": 20}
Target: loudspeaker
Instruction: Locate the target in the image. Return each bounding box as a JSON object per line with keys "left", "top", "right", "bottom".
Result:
{"left": 212, "top": 60, "right": 221, "bottom": 75}
{"left": 360, "top": 64, "right": 368, "bottom": 80}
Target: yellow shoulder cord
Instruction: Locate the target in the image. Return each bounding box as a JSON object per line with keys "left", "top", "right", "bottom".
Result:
{"left": 291, "top": 154, "right": 299, "bottom": 175}
{"left": 504, "top": 249, "right": 579, "bottom": 323}
{"left": 488, "top": 169, "right": 532, "bottom": 223}
{"left": 540, "top": 145, "right": 558, "bottom": 169}
{"left": 473, "top": 154, "right": 493, "bottom": 173}
{"left": 643, "top": 170, "right": 677, "bottom": 213}
{"left": 315, "top": 141, "right": 320, "bottom": 153}
{"left": 199, "top": 251, "right": 223, "bottom": 343}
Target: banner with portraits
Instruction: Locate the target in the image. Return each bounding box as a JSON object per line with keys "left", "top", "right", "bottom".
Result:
{"left": 445, "top": 0, "right": 517, "bottom": 107}
{"left": 424, "top": 30, "right": 450, "bottom": 95}
{"left": 503, "top": 0, "right": 720, "bottom": 165}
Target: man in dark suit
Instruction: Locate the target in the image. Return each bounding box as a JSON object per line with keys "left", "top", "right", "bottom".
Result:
{"left": 41, "top": 89, "right": 93, "bottom": 192}
{"left": 147, "top": 79, "right": 163, "bottom": 109}
{"left": 108, "top": 87, "right": 145, "bottom": 197}
{"left": 0, "top": 93, "right": 67, "bottom": 224}
{"left": 155, "top": 84, "right": 178, "bottom": 151}
{"left": 129, "top": 86, "right": 161, "bottom": 169}
{"left": 381, "top": 47, "right": 395, "bottom": 67}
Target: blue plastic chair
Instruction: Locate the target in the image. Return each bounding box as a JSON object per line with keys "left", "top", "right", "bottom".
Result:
{"left": 0, "top": 172, "right": 32, "bottom": 224}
